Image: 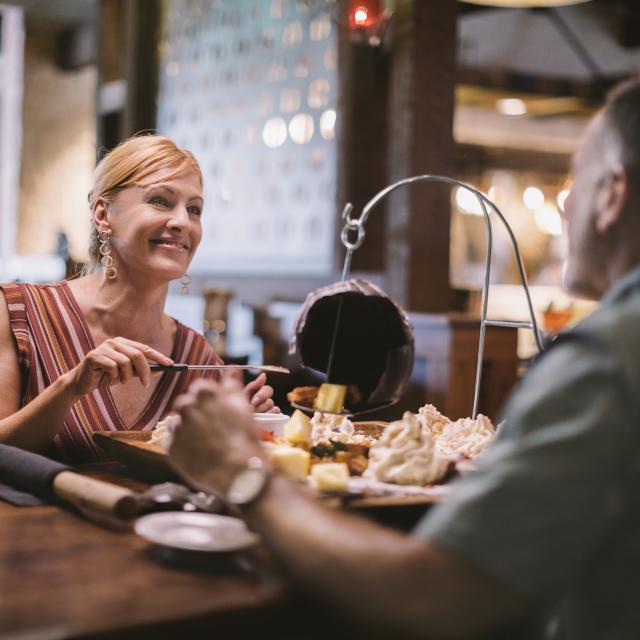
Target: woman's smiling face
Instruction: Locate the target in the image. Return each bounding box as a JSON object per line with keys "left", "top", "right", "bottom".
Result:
{"left": 96, "top": 166, "right": 204, "bottom": 283}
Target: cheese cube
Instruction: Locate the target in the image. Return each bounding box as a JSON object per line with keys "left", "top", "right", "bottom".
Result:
{"left": 311, "top": 462, "right": 350, "bottom": 492}
{"left": 283, "top": 410, "right": 312, "bottom": 446}
{"left": 264, "top": 444, "right": 310, "bottom": 481}
{"left": 313, "top": 383, "right": 347, "bottom": 414}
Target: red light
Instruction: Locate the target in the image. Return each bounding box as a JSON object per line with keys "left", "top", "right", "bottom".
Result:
{"left": 348, "top": 0, "right": 380, "bottom": 31}
{"left": 354, "top": 6, "right": 368, "bottom": 25}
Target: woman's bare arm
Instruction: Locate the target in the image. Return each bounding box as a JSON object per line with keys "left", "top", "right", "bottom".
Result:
{"left": 0, "top": 291, "right": 80, "bottom": 451}
{"left": 0, "top": 292, "right": 173, "bottom": 452}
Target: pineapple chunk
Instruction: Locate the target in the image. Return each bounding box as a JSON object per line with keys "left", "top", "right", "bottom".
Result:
{"left": 264, "top": 443, "right": 310, "bottom": 481}
{"left": 283, "top": 410, "right": 312, "bottom": 446}
{"left": 313, "top": 383, "right": 347, "bottom": 414}
{"left": 311, "top": 462, "right": 350, "bottom": 492}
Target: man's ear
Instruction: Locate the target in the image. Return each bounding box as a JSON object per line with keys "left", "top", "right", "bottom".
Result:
{"left": 596, "top": 165, "right": 628, "bottom": 233}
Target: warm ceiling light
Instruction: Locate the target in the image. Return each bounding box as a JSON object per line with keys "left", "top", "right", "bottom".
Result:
{"left": 523, "top": 186, "right": 545, "bottom": 210}
{"left": 557, "top": 188, "right": 570, "bottom": 212}
{"left": 455, "top": 187, "right": 484, "bottom": 216}
{"left": 462, "top": 0, "right": 590, "bottom": 6}
{"left": 535, "top": 205, "right": 563, "bottom": 236}
{"left": 496, "top": 98, "right": 527, "bottom": 116}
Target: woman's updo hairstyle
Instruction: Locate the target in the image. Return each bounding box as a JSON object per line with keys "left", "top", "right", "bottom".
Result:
{"left": 87, "top": 134, "right": 203, "bottom": 265}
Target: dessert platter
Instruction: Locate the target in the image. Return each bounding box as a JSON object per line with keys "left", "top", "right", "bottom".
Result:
{"left": 93, "top": 389, "right": 496, "bottom": 509}
{"left": 95, "top": 268, "right": 496, "bottom": 510}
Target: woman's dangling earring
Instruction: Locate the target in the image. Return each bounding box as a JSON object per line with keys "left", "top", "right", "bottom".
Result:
{"left": 98, "top": 230, "right": 117, "bottom": 280}
{"left": 180, "top": 274, "right": 192, "bottom": 295}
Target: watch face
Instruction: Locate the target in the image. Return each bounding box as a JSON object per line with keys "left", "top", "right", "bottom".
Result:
{"left": 227, "top": 468, "right": 268, "bottom": 506}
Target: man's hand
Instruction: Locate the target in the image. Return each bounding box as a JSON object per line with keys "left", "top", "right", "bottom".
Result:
{"left": 168, "top": 381, "right": 528, "bottom": 640}
{"left": 169, "top": 378, "right": 267, "bottom": 495}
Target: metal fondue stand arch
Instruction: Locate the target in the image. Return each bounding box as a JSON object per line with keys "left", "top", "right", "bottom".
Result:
{"left": 338, "top": 175, "right": 545, "bottom": 419}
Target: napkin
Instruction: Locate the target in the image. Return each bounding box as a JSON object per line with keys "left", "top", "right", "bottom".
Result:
{"left": 0, "top": 444, "right": 70, "bottom": 505}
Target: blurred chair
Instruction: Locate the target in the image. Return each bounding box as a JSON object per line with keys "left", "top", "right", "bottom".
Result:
{"left": 165, "top": 293, "right": 205, "bottom": 334}
{"left": 203, "top": 287, "right": 232, "bottom": 354}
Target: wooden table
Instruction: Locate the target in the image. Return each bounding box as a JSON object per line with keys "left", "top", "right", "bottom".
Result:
{"left": 0, "top": 468, "right": 295, "bottom": 640}
{"left": 0, "top": 465, "right": 437, "bottom": 639}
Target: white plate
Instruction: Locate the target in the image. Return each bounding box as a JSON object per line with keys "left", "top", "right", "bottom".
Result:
{"left": 134, "top": 512, "right": 260, "bottom": 553}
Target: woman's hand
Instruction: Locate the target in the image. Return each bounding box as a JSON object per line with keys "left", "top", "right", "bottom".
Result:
{"left": 67, "top": 337, "right": 173, "bottom": 397}
{"left": 169, "top": 378, "right": 266, "bottom": 495}
{"left": 244, "top": 373, "right": 280, "bottom": 413}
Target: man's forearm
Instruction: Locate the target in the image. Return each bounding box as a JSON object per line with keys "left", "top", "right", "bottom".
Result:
{"left": 242, "top": 474, "right": 526, "bottom": 638}
{"left": 0, "top": 373, "right": 77, "bottom": 452}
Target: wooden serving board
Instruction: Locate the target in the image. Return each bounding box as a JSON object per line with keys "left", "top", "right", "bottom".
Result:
{"left": 92, "top": 432, "right": 175, "bottom": 484}
{"left": 92, "top": 424, "right": 447, "bottom": 517}
{"left": 93, "top": 422, "right": 387, "bottom": 479}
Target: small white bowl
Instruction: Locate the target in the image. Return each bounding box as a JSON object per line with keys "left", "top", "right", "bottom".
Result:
{"left": 253, "top": 412, "right": 290, "bottom": 436}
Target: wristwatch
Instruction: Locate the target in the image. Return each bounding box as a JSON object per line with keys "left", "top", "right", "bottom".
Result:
{"left": 226, "top": 456, "right": 271, "bottom": 507}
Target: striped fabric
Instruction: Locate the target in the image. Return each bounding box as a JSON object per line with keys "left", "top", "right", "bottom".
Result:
{"left": 0, "top": 281, "right": 221, "bottom": 463}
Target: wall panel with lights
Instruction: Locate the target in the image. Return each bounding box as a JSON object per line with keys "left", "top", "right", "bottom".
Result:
{"left": 157, "top": 0, "right": 339, "bottom": 276}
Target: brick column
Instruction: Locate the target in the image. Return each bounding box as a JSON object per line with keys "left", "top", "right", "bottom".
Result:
{"left": 385, "top": 0, "right": 458, "bottom": 311}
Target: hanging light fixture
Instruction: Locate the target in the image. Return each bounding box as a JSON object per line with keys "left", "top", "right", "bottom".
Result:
{"left": 348, "top": 0, "right": 391, "bottom": 46}
{"left": 462, "top": 0, "right": 591, "bottom": 7}
{"left": 348, "top": 0, "right": 382, "bottom": 30}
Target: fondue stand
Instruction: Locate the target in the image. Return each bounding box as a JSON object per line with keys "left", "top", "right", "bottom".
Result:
{"left": 335, "top": 175, "right": 545, "bottom": 419}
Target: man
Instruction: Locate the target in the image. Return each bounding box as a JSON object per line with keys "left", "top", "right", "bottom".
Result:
{"left": 169, "top": 78, "right": 640, "bottom": 639}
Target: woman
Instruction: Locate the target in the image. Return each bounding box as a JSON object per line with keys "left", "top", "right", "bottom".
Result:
{"left": 0, "top": 135, "right": 277, "bottom": 463}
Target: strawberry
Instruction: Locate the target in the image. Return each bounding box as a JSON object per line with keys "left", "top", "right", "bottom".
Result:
{"left": 259, "top": 428, "right": 274, "bottom": 442}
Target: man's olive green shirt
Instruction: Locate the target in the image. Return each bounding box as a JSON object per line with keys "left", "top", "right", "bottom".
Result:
{"left": 417, "top": 264, "right": 640, "bottom": 640}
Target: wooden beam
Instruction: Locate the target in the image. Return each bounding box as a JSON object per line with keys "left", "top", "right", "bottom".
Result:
{"left": 456, "top": 66, "right": 621, "bottom": 101}
{"left": 96, "top": 0, "right": 159, "bottom": 152}
{"left": 123, "top": 0, "right": 159, "bottom": 137}
{"left": 339, "top": 42, "right": 389, "bottom": 272}
{"left": 455, "top": 143, "right": 570, "bottom": 174}
{"left": 385, "top": 0, "right": 458, "bottom": 312}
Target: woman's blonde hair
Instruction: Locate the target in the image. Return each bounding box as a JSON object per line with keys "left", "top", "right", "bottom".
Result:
{"left": 87, "top": 134, "right": 203, "bottom": 265}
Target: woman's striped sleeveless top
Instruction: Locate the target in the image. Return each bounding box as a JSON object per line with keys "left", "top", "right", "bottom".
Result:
{"left": 0, "top": 281, "right": 221, "bottom": 463}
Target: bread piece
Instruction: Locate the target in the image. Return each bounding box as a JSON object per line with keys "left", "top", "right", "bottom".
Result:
{"left": 287, "top": 386, "right": 319, "bottom": 405}
{"left": 264, "top": 443, "right": 310, "bottom": 481}
{"left": 314, "top": 383, "right": 347, "bottom": 414}
{"left": 283, "top": 410, "right": 312, "bottom": 447}
{"left": 311, "top": 462, "right": 349, "bottom": 492}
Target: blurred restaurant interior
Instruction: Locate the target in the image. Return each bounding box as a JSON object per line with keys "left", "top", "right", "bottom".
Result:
{"left": 1, "top": 0, "right": 640, "bottom": 420}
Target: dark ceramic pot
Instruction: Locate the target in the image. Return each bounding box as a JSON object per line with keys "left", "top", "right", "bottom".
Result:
{"left": 290, "top": 279, "right": 414, "bottom": 415}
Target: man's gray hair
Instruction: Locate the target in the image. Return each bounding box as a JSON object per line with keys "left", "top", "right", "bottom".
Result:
{"left": 603, "top": 77, "right": 640, "bottom": 185}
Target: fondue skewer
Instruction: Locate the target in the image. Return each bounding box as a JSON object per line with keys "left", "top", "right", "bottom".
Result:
{"left": 149, "top": 364, "right": 290, "bottom": 374}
